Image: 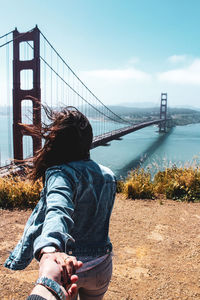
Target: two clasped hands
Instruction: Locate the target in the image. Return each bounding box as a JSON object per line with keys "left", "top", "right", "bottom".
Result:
{"left": 29, "top": 252, "right": 83, "bottom": 300}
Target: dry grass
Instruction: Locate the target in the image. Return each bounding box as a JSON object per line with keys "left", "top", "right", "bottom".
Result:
{"left": 121, "top": 168, "right": 154, "bottom": 200}
{"left": 0, "top": 176, "right": 42, "bottom": 209}
{"left": 1, "top": 165, "right": 200, "bottom": 209}
{"left": 154, "top": 166, "right": 200, "bottom": 201}
{"left": 118, "top": 165, "right": 200, "bottom": 202}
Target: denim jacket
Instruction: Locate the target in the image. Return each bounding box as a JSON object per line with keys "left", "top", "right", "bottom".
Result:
{"left": 4, "top": 159, "right": 116, "bottom": 270}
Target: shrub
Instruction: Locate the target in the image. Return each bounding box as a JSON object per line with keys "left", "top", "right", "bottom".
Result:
{"left": 0, "top": 176, "right": 42, "bottom": 209}
{"left": 116, "top": 180, "right": 125, "bottom": 193}
{"left": 120, "top": 165, "right": 200, "bottom": 202}
{"left": 153, "top": 166, "right": 200, "bottom": 202}
{"left": 123, "top": 168, "right": 154, "bottom": 199}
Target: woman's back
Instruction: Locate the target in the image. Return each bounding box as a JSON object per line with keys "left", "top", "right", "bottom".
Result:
{"left": 44, "top": 159, "right": 116, "bottom": 256}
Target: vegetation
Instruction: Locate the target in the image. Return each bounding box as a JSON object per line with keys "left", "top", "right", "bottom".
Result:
{"left": 1, "top": 165, "right": 200, "bottom": 208}
{"left": 117, "top": 166, "right": 200, "bottom": 202}
{"left": 154, "top": 166, "right": 200, "bottom": 201}
{"left": 120, "top": 169, "right": 154, "bottom": 200}
{"left": 0, "top": 176, "right": 42, "bottom": 209}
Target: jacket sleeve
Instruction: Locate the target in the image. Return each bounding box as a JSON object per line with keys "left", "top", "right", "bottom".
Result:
{"left": 34, "top": 167, "right": 76, "bottom": 257}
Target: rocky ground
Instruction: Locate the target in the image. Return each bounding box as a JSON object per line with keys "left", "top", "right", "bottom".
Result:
{"left": 1, "top": 195, "right": 200, "bottom": 299}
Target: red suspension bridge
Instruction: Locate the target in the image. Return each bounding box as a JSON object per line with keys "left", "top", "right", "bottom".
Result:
{"left": 0, "top": 26, "right": 171, "bottom": 166}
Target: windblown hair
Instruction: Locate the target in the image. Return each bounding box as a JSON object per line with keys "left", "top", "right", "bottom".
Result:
{"left": 27, "top": 105, "right": 93, "bottom": 181}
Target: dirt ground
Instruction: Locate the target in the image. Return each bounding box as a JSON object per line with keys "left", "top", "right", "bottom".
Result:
{"left": 1, "top": 195, "right": 200, "bottom": 300}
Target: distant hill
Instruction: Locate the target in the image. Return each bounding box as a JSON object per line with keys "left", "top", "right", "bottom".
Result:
{"left": 117, "top": 101, "right": 157, "bottom": 108}
{"left": 108, "top": 105, "right": 158, "bottom": 115}
{"left": 1, "top": 105, "right": 200, "bottom": 126}
{"left": 108, "top": 105, "right": 199, "bottom": 115}
{"left": 108, "top": 105, "right": 200, "bottom": 126}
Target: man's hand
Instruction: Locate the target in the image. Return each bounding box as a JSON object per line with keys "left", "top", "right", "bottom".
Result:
{"left": 38, "top": 256, "right": 82, "bottom": 299}
{"left": 40, "top": 252, "right": 83, "bottom": 287}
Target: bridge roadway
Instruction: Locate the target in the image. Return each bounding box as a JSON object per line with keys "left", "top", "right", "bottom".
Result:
{"left": 91, "top": 118, "right": 169, "bottom": 148}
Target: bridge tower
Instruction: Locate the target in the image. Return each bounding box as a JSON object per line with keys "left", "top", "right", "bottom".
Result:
{"left": 159, "top": 93, "right": 167, "bottom": 133}
{"left": 13, "top": 26, "right": 41, "bottom": 160}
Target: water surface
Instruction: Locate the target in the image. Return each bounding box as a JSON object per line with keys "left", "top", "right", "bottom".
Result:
{"left": 1, "top": 114, "right": 200, "bottom": 178}
{"left": 91, "top": 124, "right": 200, "bottom": 178}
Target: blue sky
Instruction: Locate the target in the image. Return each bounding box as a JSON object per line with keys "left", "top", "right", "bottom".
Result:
{"left": 1, "top": 0, "right": 200, "bottom": 107}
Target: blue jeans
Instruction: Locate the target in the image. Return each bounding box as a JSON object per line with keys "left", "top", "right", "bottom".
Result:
{"left": 74, "top": 254, "right": 113, "bottom": 300}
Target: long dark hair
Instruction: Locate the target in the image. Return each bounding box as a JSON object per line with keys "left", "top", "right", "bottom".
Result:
{"left": 25, "top": 105, "right": 93, "bottom": 181}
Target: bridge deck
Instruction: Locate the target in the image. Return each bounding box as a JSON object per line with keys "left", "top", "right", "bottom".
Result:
{"left": 91, "top": 118, "right": 168, "bottom": 148}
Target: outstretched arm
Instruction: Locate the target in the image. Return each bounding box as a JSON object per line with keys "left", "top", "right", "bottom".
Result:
{"left": 34, "top": 168, "right": 76, "bottom": 257}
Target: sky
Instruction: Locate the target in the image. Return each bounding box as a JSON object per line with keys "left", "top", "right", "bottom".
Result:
{"left": 1, "top": 0, "right": 200, "bottom": 108}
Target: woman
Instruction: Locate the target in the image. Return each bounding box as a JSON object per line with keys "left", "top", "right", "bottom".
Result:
{"left": 5, "top": 106, "right": 116, "bottom": 300}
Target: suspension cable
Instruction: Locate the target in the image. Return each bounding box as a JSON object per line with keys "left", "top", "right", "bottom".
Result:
{"left": 0, "top": 29, "right": 34, "bottom": 48}
{"left": 39, "top": 30, "right": 130, "bottom": 124}
{"left": 0, "top": 30, "right": 13, "bottom": 40}
{"left": 26, "top": 40, "right": 132, "bottom": 125}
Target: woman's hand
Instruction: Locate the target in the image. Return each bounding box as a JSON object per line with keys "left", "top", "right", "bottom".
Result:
{"left": 40, "top": 252, "right": 83, "bottom": 287}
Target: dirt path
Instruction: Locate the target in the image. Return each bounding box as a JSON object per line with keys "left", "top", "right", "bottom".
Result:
{"left": 1, "top": 196, "right": 200, "bottom": 299}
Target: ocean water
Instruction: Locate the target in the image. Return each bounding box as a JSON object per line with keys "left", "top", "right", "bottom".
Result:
{"left": 91, "top": 123, "right": 200, "bottom": 178}
{"left": 1, "top": 114, "right": 200, "bottom": 178}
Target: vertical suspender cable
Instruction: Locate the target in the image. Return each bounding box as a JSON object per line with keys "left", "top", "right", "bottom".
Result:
{"left": 50, "top": 47, "right": 53, "bottom": 108}
{"left": 62, "top": 59, "right": 64, "bottom": 104}
{"left": 43, "top": 37, "right": 46, "bottom": 103}
{"left": 56, "top": 55, "right": 59, "bottom": 106}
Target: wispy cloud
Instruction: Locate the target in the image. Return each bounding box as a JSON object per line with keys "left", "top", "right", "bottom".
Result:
{"left": 80, "top": 68, "right": 151, "bottom": 81}
{"left": 157, "top": 59, "right": 200, "bottom": 85}
{"left": 168, "top": 54, "right": 187, "bottom": 63}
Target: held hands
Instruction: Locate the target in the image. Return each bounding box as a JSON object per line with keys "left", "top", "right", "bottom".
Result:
{"left": 39, "top": 253, "right": 83, "bottom": 299}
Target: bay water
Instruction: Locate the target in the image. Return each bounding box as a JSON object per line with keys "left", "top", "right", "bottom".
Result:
{"left": 1, "top": 114, "right": 200, "bottom": 179}
{"left": 91, "top": 123, "right": 200, "bottom": 178}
